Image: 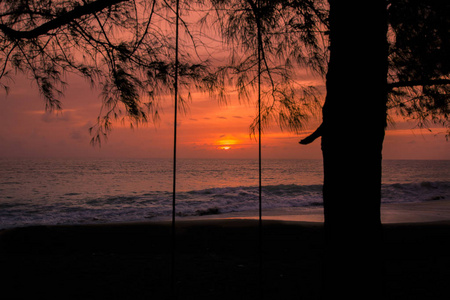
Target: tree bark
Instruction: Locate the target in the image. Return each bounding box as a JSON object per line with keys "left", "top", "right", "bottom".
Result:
{"left": 321, "top": 1, "right": 388, "bottom": 298}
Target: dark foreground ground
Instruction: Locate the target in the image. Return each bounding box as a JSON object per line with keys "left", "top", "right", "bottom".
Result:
{"left": 0, "top": 220, "right": 449, "bottom": 299}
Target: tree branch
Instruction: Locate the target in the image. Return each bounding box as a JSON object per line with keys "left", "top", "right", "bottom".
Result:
{"left": 0, "top": 0, "right": 128, "bottom": 40}
{"left": 388, "top": 79, "right": 450, "bottom": 89}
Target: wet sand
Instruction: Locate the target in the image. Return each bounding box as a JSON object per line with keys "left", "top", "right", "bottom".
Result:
{"left": 191, "top": 198, "right": 450, "bottom": 224}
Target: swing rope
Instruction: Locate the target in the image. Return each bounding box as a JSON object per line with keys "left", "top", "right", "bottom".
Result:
{"left": 171, "top": 0, "right": 180, "bottom": 294}
{"left": 257, "top": 0, "right": 263, "bottom": 297}
{"left": 257, "top": 0, "right": 262, "bottom": 235}
{"left": 170, "top": 0, "right": 263, "bottom": 296}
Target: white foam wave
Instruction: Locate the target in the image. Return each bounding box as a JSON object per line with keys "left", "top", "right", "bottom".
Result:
{"left": 1, "top": 181, "right": 448, "bottom": 229}
{"left": 381, "top": 181, "right": 449, "bottom": 203}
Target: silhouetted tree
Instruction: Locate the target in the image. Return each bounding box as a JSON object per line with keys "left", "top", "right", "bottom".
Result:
{"left": 388, "top": 0, "right": 449, "bottom": 136}
{"left": 319, "top": 1, "right": 387, "bottom": 298}
{"left": 2, "top": 1, "right": 445, "bottom": 139}
{"left": 302, "top": 1, "right": 448, "bottom": 298}
{"left": 204, "top": 0, "right": 328, "bottom": 135}
{"left": 0, "top": 0, "right": 216, "bottom": 144}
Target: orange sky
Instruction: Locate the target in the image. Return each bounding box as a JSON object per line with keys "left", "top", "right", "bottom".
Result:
{"left": 0, "top": 73, "right": 448, "bottom": 160}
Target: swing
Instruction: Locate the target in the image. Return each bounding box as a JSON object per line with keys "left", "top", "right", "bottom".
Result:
{"left": 170, "top": 0, "right": 263, "bottom": 296}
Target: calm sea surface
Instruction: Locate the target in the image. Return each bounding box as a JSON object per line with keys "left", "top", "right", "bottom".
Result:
{"left": 0, "top": 159, "right": 449, "bottom": 229}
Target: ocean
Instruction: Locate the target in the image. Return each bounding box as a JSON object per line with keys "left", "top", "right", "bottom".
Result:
{"left": 0, "top": 159, "right": 449, "bottom": 229}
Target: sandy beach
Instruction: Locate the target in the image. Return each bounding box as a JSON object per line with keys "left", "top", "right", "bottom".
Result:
{"left": 1, "top": 199, "right": 449, "bottom": 299}
{"left": 189, "top": 198, "right": 450, "bottom": 224}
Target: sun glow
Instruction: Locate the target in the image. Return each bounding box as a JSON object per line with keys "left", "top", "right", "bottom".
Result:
{"left": 216, "top": 138, "right": 239, "bottom": 151}
{"left": 217, "top": 139, "right": 238, "bottom": 146}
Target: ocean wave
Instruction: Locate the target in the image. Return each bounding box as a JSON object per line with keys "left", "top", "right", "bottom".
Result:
{"left": 0, "top": 181, "right": 448, "bottom": 229}
{"left": 381, "top": 181, "right": 449, "bottom": 203}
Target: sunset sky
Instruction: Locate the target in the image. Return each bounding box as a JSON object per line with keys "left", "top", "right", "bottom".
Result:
{"left": 0, "top": 1, "right": 447, "bottom": 161}
{"left": 0, "top": 73, "right": 448, "bottom": 160}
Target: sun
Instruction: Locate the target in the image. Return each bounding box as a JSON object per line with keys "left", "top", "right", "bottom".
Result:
{"left": 216, "top": 138, "right": 239, "bottom": 151}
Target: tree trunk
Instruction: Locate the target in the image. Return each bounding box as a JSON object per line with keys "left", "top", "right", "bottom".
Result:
{"left": 321, "top": 1, "right": 388, "bottom": 299}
